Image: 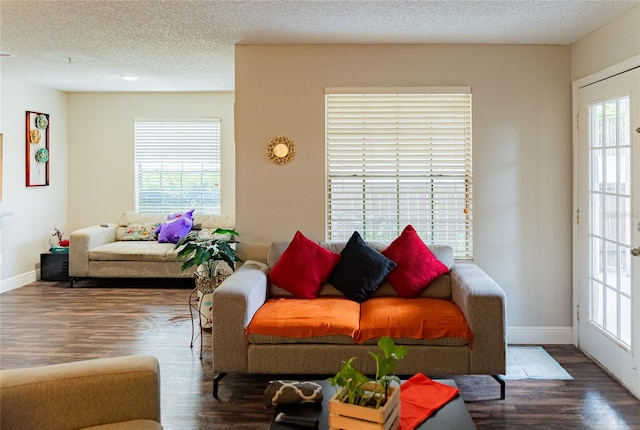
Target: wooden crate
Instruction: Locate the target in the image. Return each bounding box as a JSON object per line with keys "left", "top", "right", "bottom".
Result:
{"left": 328, "top": 384, "right": 400, "bottom": 430}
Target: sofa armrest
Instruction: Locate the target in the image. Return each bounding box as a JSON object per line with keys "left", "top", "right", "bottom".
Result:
{"left": 212, "top": 260, "right": 269, "bottom": 374}
{"left": 69, "top": 224, "right": 118, "bottom": 277}
{"left": 0, "top": 355, "right": 161, "bottom": 430}
{"left": 450, "top": 262, "right": 506, "bottom": 375}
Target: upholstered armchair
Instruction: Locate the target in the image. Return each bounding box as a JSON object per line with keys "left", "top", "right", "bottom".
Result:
{"left": 0, "top": 355, "right": 162, "bottom": 430}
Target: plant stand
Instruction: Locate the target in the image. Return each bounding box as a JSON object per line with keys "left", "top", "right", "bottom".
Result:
{"left": 189, "top": 270, "right": 230, "bottom": 358}
{"left": 328, "top": 383, "right": 400, "bottom": 430}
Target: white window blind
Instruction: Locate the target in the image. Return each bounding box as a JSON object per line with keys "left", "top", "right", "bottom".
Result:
{"left": 326, "top": 90, "right": 472, "bottom": 259}
{"left": 134, "top": 119, "right": 221, "bottom": 214}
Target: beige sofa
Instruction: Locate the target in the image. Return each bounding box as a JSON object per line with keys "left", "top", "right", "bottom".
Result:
{"left": 212, "top": 240, "right": 507, "bottom": 398}
{"left": 69, "top": 211, "right": 234, "bottom": 282}
{"left": 0, "top": 355, "right": 162, "bottom": 430}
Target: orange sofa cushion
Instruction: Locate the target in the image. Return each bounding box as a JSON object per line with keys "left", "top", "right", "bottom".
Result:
{"left": 246, "top": 297, "right": 473, "bottom": 346}
{"left": 246, "top": 297, "right": 360, "bottom": 339}
{"left": 357, "top": 297, "right": 473, "bottom": 344}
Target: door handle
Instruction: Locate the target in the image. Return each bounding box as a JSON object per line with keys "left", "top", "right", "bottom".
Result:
{"left": 632, "top": 248, "right": 640, "bottom": 257}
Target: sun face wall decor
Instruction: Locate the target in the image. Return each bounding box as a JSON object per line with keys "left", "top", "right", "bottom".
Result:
{"left": 26, "top": 111, "right": 50, "bottom": 187}
{"left": 267, "top": 135, "right": 296, "bottom": 165}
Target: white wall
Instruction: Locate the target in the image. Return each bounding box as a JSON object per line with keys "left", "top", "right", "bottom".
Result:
{"left": 66, "top": 92, "right": 235, "bottom": 232}
{"left": 235, "top": 44, "right": 573, "bottom": 341}
{"left": 0, "top": 78, "right": 68, "bottom": 292}
{"left": 571, "top": 5, "right": 640, "bottom": 81}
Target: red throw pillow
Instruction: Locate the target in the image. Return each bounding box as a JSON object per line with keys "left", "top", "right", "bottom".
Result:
{"left": 382, "top": 225, "right": 449, "bottom": 298}
{"left": 269, "top": 231, "right": 341, "bottom": 299}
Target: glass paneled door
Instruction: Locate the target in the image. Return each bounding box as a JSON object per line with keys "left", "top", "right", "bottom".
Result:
{"left": 577, "top": 66, "right": 640, "bottom": 398}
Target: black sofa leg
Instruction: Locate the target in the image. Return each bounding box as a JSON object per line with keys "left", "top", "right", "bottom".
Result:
{"left": 491, "top": 374, "right": 505, "bottom": 400}
{"left": 213, "top": 372, "right": 227, "bottom": 397}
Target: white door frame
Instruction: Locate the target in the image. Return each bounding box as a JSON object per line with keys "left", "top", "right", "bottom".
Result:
{"left": 572, "top": 54, "right": 640, "bottom": 345}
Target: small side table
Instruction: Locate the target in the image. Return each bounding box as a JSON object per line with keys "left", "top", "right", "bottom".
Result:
{"left": 40, "top": 252, "right": 70, "bottom": 281}
{"left": 188, "top": 286, "right": 214, "bottom": 359}
{"left": 188, "top": 270, "right": 230, "bottom": 359}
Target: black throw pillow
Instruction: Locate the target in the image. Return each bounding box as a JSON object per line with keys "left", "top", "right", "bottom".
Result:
{"left": 328, "top": 231, "right": 396, "bottom": 303}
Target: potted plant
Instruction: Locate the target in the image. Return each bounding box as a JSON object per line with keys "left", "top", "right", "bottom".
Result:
{"left": 327, "top": 336, "right": 408, "bottom": 430}
{"left": 176, "top": 228, "right": 242, "bottom": 328}
{"left": 176, "top": 228, "right": 242, "bottom": 279}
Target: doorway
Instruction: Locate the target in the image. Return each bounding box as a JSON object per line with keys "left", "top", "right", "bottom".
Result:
{"left": 576, "top": 64, "right": 640, "bottom": 398}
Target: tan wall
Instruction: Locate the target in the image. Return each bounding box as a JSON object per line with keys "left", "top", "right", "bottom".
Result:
{"left": 0, "top": 79, "right": 68, "bottom": 289}
{"left": 572, "top": 5, "right": 640, "bottom": 80}
{"left": 67, "top": 92, "right": 235, "bottom": 232}
{"left": 235, "top": 44, "right": 573, "bottom": 329}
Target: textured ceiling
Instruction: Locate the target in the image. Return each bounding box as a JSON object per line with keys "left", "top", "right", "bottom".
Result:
{"left": 1, "top": 0, "right": 638, "bottom": 92}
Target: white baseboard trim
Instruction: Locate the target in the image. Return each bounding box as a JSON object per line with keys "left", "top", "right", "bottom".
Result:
{"left": 0, "top": 270, "right": 38, "bottom": 294}
{"left": 507, "top": 326, "right": 573, "bottom": 345}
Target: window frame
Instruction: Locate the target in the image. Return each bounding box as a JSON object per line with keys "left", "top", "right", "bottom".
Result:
{"left": 325, "top": 87, "right": 473, "bottom": 259}
{"left": 133, "top": 118, "right": 222, "bottom": 215}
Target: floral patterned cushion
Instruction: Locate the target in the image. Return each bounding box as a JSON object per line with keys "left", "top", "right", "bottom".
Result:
{"left": 121, "top": 223, "right": 159, "bottom": 241}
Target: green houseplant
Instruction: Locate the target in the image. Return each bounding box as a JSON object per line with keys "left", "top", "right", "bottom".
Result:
{"left": 327, "top": 336, "right": 407, "bottom": 429}
{"left": 175, "top": 228, "right": 242, "bottom": 279}
{"left": 328, "top": 336, "right": 408, "bottom": 408}
{"left": 176, "top": 228, "right": 241, "bottom": 333}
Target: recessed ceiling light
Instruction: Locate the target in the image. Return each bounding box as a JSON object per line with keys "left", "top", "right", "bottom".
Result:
{"left": 121, "top": 75, "right": 139, "bottom": 81}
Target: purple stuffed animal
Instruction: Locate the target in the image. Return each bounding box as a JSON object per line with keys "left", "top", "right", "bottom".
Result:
{"left": 155, "top": 209, "right": 195, "bottom": 243}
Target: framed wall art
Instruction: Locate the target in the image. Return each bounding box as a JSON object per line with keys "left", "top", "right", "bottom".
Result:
{"left": 26, "top": 110, "right": 49, "bottom": 187}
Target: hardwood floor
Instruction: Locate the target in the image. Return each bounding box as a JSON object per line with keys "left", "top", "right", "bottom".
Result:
{"left": 1, "top": 280, "right": 639, "bottom": 429}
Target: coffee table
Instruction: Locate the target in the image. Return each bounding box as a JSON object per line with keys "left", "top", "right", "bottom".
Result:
{"left": 269, "top": 379, "right": 475, "bottom": 430}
